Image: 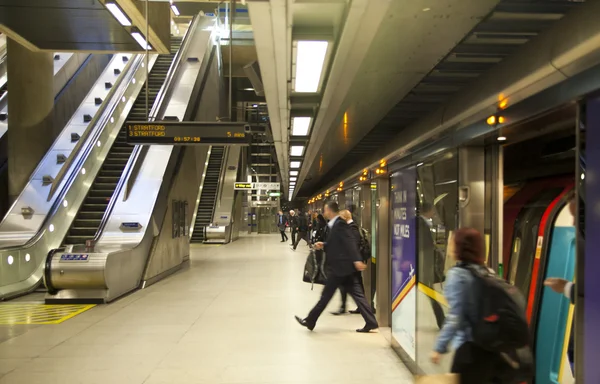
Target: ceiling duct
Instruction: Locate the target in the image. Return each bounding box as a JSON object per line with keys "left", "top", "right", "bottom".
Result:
{"left": 243, "top": 61, "right": 265, "bottom": 96}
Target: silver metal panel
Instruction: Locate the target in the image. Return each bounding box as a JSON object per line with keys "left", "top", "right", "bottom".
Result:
{"left": 375, "top": 177, "right": 391, "bottom": 327}
{"left": 0, "top": 53, "right": 158, "bottom": 300}
{"left": 213, "top": 146, "right": 241, "bottom": 226}
{"left": 458, "top": 147, "right": 485, "bottom": 236}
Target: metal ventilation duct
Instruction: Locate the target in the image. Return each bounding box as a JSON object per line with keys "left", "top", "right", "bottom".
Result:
{"left": 243, "top": 61, "right": 265, "bottom": 97}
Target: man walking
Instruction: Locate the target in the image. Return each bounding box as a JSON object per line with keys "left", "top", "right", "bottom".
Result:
{"left": 291, "top": 210, "right": 310, "bottom": 251}
{"left": 295, "top": 201, "right": 378, "bottom": 333}
{"left": 277, "top": 210, "right": 288, "bottom": 242}
{"left": 289, "top": 210, "right": 298, "bottom": 245}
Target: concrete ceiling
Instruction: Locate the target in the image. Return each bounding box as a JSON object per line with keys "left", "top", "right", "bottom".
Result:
{"left": 295, "top": 0, "right": 583, "bottom": 200}
{"left": 0, "top": 0, "right": 171, "bottom": 53}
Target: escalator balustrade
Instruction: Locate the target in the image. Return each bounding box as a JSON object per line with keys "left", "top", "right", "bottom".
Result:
{"left": 63, "top": 38, "right": 183, "bottom": 245}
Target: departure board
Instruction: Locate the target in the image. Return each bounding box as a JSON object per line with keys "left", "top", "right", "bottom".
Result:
{"left": 126, "top": 122, "right": 250, "bottom": 145}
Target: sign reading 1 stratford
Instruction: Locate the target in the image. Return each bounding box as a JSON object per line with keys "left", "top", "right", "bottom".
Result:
{"left": 125, "top": 122, "right": 251, "bottom": 145}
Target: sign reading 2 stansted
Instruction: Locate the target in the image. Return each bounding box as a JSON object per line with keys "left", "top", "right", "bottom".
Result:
{"left": 390, "top": 167, "right": 417, "bottom": 361}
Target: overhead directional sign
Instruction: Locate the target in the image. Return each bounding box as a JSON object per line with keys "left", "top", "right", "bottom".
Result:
{"left": 234, "top": 182, "right": 280, "bottom": 190}
{"left": 126, "top": 121, "right": 250, "bottom": 145}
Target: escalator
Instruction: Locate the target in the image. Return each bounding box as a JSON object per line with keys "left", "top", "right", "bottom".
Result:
{"left": 0, "top": 82, "right": 6, "bottom": 98}
{"left": 63, "top": 38, "right": 182, "bottom": 245}
{"left": 191, "top": 146, "right": 225, "bottom": 243}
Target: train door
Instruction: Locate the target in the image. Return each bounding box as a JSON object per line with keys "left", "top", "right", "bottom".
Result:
{"left": 535, "top": 202, "right": 576, "bottom": 384}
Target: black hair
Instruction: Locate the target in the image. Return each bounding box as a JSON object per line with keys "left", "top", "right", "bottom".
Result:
{"left": 326, "top": 201, "right": 339, "bottom": 213}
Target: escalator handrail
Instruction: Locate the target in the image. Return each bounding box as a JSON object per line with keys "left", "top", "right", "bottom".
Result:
{"left": 47, "top": 54, "right": 136, "bottom": 201}
{"left": 93, "top": 20, "right": 199, "bottom": 243}
{"left": 123, "top": 19, "right": 199, "bottom": 203}
{"left": 0, "top": 54, "right": 145, "bottom": 253}
{"left": 213, "top": 146, "right": 229, "bottom": 214}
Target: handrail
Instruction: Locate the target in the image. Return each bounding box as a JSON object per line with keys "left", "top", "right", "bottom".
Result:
{"left": 0, "top": 54, "right": 145, "bottom": 253}
{"left": 94, "top": 18, "right": 200, "bottom": 242}
{"left": 47, "top": 55, "right": 136, "bottom": 201}
{"left": 122, "top": 16, "right": 200, "bottom": 202}
{"left": 214, "top": 146, "right": 229, "bottom": 212}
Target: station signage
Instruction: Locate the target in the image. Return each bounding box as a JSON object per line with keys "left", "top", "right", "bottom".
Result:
{"left": 234, "top": 182, "right": 281, "bottom": 190}
{"left": 125, "top": 121, "right": 250, "bottom": 145}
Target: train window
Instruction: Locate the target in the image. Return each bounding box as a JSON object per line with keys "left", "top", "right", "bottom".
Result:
{"left": 507, "top": 188, "right": 563, "bottom": 298}
{"left": 508, "top": 238, "right": 522, "bottom": 285}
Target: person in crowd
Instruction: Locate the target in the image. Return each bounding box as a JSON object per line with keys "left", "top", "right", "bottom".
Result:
{"left": 332, "top": 209, "right": 365, "bottom": 315}
{"left": 418, "top": 201, "right": 446, "bottom": 329}
{"left": 430, "top": 228, "right": 511, "bottom": 383}
{"left": 276, "top": 210, "right": 288, "bottom": 242}
{"left": 295, "top": 201, "right": 378, "bottom": 333}
{"left": 289, "top": 210, "right": 298, "bottom": 245}
{"left": 291, "top": 209, "right": 311, "bottom": 251}
{"left": 312, "top": 213, "right": 327, "bottom": 243}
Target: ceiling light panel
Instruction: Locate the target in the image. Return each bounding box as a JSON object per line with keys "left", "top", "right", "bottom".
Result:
{"left": 106, "top": 2, "right": 132, "bottom": 26}
{"left": 291, "top": 116, "right": 312, "bottom": 136}
{"left": 290, "top": 161, "right": 301, "bottom": 168}
{"left": 290, "top": 146, "right": 304, "bottom": 156}
{"left": 290, "top": 171, "right": 298, "bottom": 176}
{"left": 294, "top": 41, "right": 328, "bottom": 93}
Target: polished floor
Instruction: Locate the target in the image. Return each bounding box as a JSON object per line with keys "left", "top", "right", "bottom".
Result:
{"left": 0, "top": 234, "right": 412, "bottom": 383}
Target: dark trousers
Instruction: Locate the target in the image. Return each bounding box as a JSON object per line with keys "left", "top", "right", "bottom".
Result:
{"left": 293, "top": 231, "right": 309, "bottom": 249}
{"left": 306, "top": 273, "right": 378, "bottom": 329}
{"left": 279, "top": 229, "right": 288, "bottom": 241}
{"left": 340, "top": 271, "right": 365, "bottom": 310}
{"left": 451, "top": 342, "right": 512, "bottom": 384}
{"left": 291, "top": 229, "right": 298, "bottom": 244}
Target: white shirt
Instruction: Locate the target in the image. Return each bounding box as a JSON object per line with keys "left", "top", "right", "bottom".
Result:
{"left": 564, "top": 281, "right": 574, "bottom": 301}
{"left": 327, "top": 215, "right": 339, "bottom": 229}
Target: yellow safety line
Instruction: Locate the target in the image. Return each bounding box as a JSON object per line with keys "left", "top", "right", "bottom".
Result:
{"left": 52, "top": 304, "right": 96, "bottom": 324}
{"left": 558, "top": 303, "right": 575, "bottom": 382}
{"left": 418, "top": 283, "right": 448, "bottom": 307}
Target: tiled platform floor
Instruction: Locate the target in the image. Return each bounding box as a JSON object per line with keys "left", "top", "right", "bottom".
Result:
{"left": 0, "top": 234, "right": 412, "bottom": 383}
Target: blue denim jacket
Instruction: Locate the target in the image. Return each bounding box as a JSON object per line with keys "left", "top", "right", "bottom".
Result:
{"left": 433, "top": 265, "right": 478, "bottom": 354}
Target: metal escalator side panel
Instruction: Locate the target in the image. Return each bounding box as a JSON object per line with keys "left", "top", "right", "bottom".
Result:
{"left": 48, "top": 17, "right": 219, "bottom": 302}
{"left": 0, "top": 54, "right": 156, "bottom": 301}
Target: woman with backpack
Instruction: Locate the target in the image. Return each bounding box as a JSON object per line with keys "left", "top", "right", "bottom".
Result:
{"left": 430, "top": 228, "right": 521, "bottom": 383}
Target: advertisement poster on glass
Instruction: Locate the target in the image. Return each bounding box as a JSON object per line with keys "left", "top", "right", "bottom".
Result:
{"left": 391, "top": 167, "right": 417, "bottom": 360}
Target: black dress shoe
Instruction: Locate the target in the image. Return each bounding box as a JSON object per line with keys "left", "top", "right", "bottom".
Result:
{"left": 295, "top": 316, "right": 314, "bottom": 331}
{"left": 331, "top": 309, "right": 346, "bottom": 316}
{"left": 349, "top": 308, "right": 360, "bottom": 314}
{"left": 356, "top": 325, "right": 378, "bottom": 333}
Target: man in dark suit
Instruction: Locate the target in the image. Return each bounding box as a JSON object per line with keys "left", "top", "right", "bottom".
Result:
{"left": 277, "top": 210, "right": 288, "bottom": 242}
{"left": 295, "top": 201, "right": 378, "bottom": 333}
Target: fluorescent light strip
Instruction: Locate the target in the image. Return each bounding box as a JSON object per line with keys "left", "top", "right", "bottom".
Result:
{"left": 290, "top": 177, "right": 297, "bottom": 181}
{"left": 106, "top": 2, "right": 132, "bottom": 26}
{"left": 131, "top": 31, "right": 152, "bottom": 50}
{"left": 295, "top": 41, "right": 328, "bottom": 93}
{"left": 171, "top": 4, "right": 180, "bottom": 16}
{"left": 291, "top": 116, "right": 311, "bottom": 136}
{"left": 290, "top": 171, "right": 298, "bottom": 176}
{"left": 290, "top": 161, "right": 301, "bottom": 168}
{"left": 290, "top": 146, "right": 304, "bottom": 156}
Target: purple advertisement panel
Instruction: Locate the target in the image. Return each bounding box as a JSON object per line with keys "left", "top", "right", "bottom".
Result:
{"left": 390, "top": 167, "right": 417, "bottom": 360}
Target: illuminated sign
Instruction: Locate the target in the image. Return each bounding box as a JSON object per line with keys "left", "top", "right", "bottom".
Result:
{"left": 125, "top": 121, "right": 250, "bottom": 145}
{"left": 234, "top": 183, "right": 252, "bottom": 190}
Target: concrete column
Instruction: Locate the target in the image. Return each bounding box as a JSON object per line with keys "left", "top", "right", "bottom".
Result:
{"left": 7, "top": 38, "right": 54, "bottom": 203}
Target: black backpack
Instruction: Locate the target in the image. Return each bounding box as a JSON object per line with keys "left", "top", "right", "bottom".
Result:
{"left": 358, "top": 227, "right": 371, "bottom": 262}
{"left": 459, "top": 263, "right": 530, "bottom": 353}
